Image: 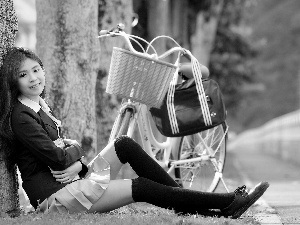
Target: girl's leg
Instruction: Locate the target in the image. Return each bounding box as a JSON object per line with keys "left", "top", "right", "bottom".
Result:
{"left": 87, "top": 177, "right": 231, "bottom": 215}
{"left": 98, "top": 141, "right": 123, "bottom": 180}
{"left": 88, "top": 179, "right": 134, "bottom": 213}
{"left": 99, "top": 135, "right": 179, "bottom": 187}
{"left": 132, "top": 177, "right": 234, "bottom": 214}
{"left": 113, "top": 136, "right": 180, "bottom": 187}
{"left": 91, "top": 136, "right": 269, "bottom": 217}
{"left": 131, "top": 177, "right": 269, "bottom": 218}
{"left": 88, "top": 177, "right": 268, "bottom": 218}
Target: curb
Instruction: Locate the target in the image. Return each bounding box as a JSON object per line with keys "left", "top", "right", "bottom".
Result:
{"left": 252, "top": 199, "right": 283, "bottom": 224}
{"left": 233, "top": 160, "right": 283, "bottom": 225}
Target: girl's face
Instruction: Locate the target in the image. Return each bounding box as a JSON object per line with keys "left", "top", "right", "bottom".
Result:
{"left": 18, "top": 58, "right": 45, "bottom": 103}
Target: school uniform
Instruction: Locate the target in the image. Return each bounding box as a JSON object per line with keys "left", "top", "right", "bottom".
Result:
{"left": 11, "top": 96, "right": 110, "bottom": 212}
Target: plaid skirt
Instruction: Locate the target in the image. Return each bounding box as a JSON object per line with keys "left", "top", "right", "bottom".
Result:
{"left": 39, "top": 156, "right": 110, "bottom": 213}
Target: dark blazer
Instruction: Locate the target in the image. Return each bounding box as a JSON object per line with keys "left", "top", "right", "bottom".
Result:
{"left": 11, "top": 101, "right": 88, "bottom": 208}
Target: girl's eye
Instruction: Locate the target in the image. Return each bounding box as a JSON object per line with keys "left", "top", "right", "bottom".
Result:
{"left": 33, "top": 66, "right": 42, "bottom": 73}
{"left": 19, "top": 73, "right": 27, "bottom": 78}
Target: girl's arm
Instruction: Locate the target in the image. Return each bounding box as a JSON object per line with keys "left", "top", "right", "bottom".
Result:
{"left": 11, "top": 109, "right": 84, "bottom": 171}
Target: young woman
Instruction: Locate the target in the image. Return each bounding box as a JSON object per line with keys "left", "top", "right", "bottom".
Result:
{"left": 0, "top": 47, "right": 269, "bottom": 218}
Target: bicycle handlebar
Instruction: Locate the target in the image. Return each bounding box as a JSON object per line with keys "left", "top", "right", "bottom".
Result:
{"left": 99, "top": 23, "right": 209, "bottom": 78}
{"left": 99, "top": 23, "right": 125, "bottom": 35}
{"left": 98, "top": 23, "right": 187, "bottom": 61}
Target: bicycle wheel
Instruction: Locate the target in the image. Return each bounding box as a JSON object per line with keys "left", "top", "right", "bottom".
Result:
{"left": 174, "top": 122, "right": 227, "bottom": 192}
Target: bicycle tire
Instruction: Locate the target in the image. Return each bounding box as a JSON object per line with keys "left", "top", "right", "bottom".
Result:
{"left": 174, "top": 122, "right": 227, "bottom": 192}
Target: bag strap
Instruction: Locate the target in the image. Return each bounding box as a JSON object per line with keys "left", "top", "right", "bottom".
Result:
{"left": 191, "top": 55, "right": 212, "bottom": 126}
{"left": 166, "top": 52, "right": 212, "bottom": 135}
{"left": 167, "top": 66, "right": 180, "bottom": 134}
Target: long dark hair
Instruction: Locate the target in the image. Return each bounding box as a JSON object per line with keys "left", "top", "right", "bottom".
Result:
{"left": 0, "top": 47, "right": 44, "bottom": 170}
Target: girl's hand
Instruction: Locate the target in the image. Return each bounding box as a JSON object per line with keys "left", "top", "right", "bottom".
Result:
{"left": 63, "top": 138, "right": 80, "bottom": 147}
{"left": 50, "top": 161, "right": 82, "bottom": 183}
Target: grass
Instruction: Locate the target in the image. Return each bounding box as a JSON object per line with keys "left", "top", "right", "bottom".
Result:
{"left": 0, "top": 203, "right": 260, "bottom": 225}
{"left": 0, "top": 152, "right": 261, "bottom": 225}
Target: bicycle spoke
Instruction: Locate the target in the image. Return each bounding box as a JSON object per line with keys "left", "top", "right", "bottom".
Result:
{"left": 175, "top": 123, "right": 227, "bottom": 192}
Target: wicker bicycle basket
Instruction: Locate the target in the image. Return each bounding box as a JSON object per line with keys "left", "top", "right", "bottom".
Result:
{"left": 106, "top": 47, "right": 177, "bottom": 108}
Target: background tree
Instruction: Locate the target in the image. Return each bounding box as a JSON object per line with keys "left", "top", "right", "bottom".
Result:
{"left": 185, "top": 0, "right": 256, "bottom": 113}
{"left": 0, "top": 0, "right": 20, "bottom": 217}
{"left": 147, "top": 0, "right": 169, "bottom": 54}
{"left": 96, "top": 0, "right": 134, "bottom": 178}
{"left": 189, "top": 0, "right": 224, "bottom": 66}
{"left": 35, "top": 0, "right": 100, "bottom": 163}
{"left": 131, "top": 0, "right": 256, "bottom": 120}
{"left": 209, "top": 0, "right": 256, "bottom": 127}
{"left": 96, "top": 0, "right": 133, "bottom": 151}
{"left": 233, "top": 0, "right": 300, "bottom": 131}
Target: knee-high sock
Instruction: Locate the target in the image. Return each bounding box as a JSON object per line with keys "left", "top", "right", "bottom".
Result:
{"left": 132, "top": 177, "right": 235, "bottom": 214}
{"left": 114, "top": 136, "right": 180, "bottom": 188}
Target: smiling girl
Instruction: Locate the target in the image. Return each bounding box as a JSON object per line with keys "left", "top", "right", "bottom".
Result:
{"left": 0, "top": 47, "right": 269, "bottom": 218}
{"left": 18, "top": 57, "right": 45, "bottom": 103}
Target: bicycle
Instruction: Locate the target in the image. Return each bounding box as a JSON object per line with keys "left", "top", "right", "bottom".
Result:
{"left": 90, "top": 24, "right": 229, "bottom": 193}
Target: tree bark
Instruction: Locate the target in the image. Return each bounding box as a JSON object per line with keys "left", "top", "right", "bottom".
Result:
{"left": 36, "top": 0, "right": 100, "bottom": 163}
{"left": 147, "top": 0, "right": 169, "bottom": 55}
{"left": 97, "top": 0, "right": 133, "bottom": 151}
{"left": 97, "top": 0, "right": 135, "bottom": 178}
{"left": 170, "top": 0, "right": 189, "bottom": 49}
{"left": 191, "top": 0, "right": 224, "bottom": 66}
{"left": 0, "top": 0, "right": 20, "bottom": 217}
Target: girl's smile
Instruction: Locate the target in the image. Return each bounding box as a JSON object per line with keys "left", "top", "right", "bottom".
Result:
{"left": 18, "top": 58, "right": 45, "bottom": 103}
{"left": 29, "top": 82, "right": 41, "bottom": 89}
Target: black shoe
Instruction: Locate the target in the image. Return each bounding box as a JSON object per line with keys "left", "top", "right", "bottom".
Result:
{"left": 221, "top": 181, "right": 270, "bottom": 219}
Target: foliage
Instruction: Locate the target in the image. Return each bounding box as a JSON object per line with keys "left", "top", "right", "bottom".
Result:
{"left": 209, "top": 0, "right": 257, "bottom": 111}
{"left": 188, "top": 0, "right": 211, "bottom": 13}
{"left": 235, "top": 0, "right": 300, "bottom": 130}
{"left": 132, "top": 0, "right": 258, "bottom": 112}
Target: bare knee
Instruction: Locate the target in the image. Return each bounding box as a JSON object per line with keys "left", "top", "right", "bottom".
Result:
{"left": 88, "top": 179, "right": 134, "bottom": 213}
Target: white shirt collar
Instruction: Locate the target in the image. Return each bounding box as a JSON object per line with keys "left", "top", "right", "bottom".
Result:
{"left": 18, "top": 95, "right": 51, "bottom": 113}
{"left": 18, "top": 95, "right": 62, "bottom": 127}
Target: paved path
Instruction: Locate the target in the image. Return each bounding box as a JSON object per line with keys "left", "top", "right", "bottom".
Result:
{"left": 229, "top": 146, "right": 300, "bottom": 224}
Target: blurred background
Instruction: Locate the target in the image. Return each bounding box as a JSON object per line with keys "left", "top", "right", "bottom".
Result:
{"left": 13, "top": 0, "right": 36, "bottom": 50}
{"left": 13, "top": 0, "right": 300, "bottom": 131}
{"left": 12, "top": 0, "right": 300, "bottom": 164}
{"left": 6, "top": 0, "right": 300, "bottom": 220}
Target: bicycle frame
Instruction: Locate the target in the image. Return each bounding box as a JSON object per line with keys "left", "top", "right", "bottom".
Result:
{"left": 112, "top": 102, "right": 176, "bottom": 169}
{"left": 136, "top": 104, "right": 176, "bottom": 169}
{"left": 113, "top": 100, "right": 229, "bottom": 189}
{"left": 97, "top": 24, "right": 229, "bottom": 192}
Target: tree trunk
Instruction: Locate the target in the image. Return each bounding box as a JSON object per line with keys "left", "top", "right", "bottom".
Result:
{"left": 96, "top": 0, "right": 133, "bottom": 152}
{"left": 147, "top": 0, "right": 169, "bottom": 55}
{"left": 0, "top": 0, "right": 20, "bottom": 217}
{"left": 170, "top": 0, "right": 189, "bottom": 49}
{"left": 36, "top": 0, "right": 100, "bottom": 163}
{"left": 97, "top": 0, "right": 135, "bottom": 178}
{"left": 146, "top": 0, "right": 171, "bottom": 142}
{"left": 191, "top": 0, "right": 224, "bottom": 66}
